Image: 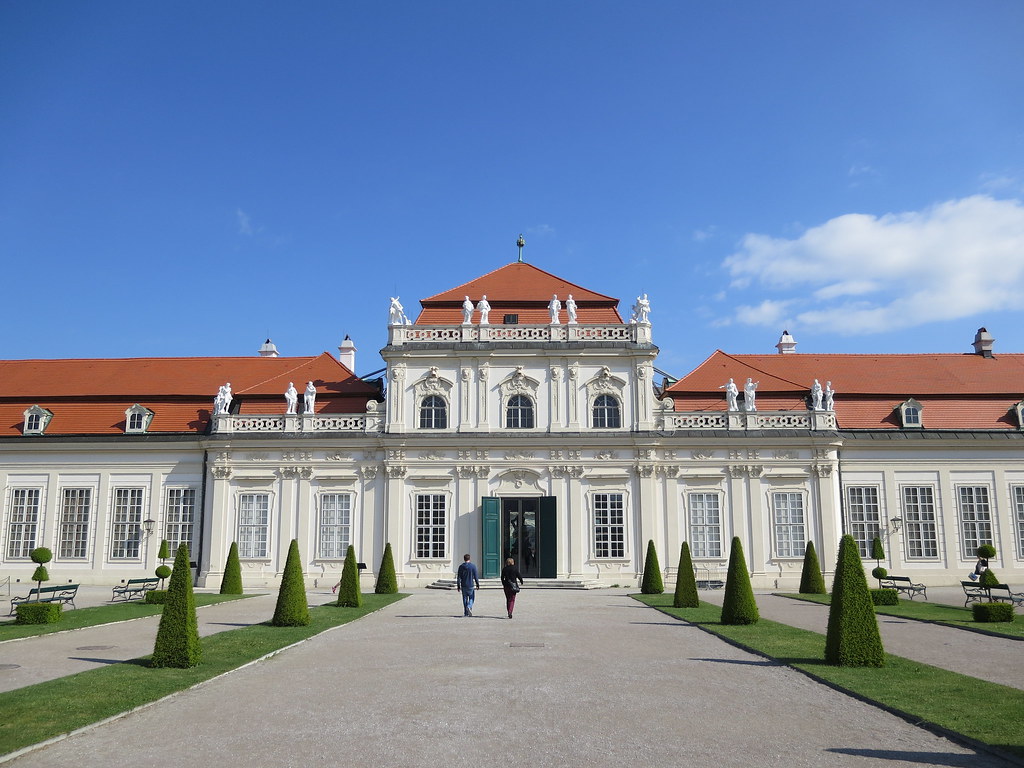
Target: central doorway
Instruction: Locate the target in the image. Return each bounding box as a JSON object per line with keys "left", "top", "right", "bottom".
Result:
{"left": 502, "top": 497, "right": 539, "bottom": 578}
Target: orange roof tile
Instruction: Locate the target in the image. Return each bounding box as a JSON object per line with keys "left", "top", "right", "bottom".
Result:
{"left": 416, "top": 262, "right": 624, "bottom": 325}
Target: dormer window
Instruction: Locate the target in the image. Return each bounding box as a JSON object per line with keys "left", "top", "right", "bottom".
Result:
{"left": 1014, "top": 400, "right": 1024, "bottom": 430}
{"left": 899, "top": 398, "right": 924, "bottom": 429}
{"left": 23, "top": 406, "right": 53, "bottom": 436}
{"left": 125, "top": 404, "right": 154, "bottom": 434}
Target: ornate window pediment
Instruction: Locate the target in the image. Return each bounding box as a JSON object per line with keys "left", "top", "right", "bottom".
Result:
{"left": 413, "top": 367, "right": 453, "bottom": 398}
{"left": 125, "top": 404, "right": 154, "bottom": 434}
{"left": 586, "top": 366, "right": 626, "bottom": 398}
{"left": 899, "top": 398, "right": 924, "bottom": 429}
{"left": 499, "top": 366, "right": 540, "bottom": 398}
{"left": 22, "top": 405, "right": 53, "bottom": 436}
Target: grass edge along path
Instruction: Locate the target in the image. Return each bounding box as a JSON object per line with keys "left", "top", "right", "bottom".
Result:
{"left": 632, "top": 594, "right": 1024, "bottom": 763}
{"left": 0, "top": 594, "right": 255, "bottom": 643}
{"left": 775, "top": 592, "right": 1024, "bottom": 641}
{"left": 0, "top": 594, "right": 406, "bottom": 759}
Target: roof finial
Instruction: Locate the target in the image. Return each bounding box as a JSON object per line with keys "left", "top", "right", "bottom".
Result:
{"left": 516, "top": 233, "right": 525, "bottom": 263}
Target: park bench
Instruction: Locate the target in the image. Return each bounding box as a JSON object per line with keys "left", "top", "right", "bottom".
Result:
{"left": 9, "top": 584, "right": 79, "bottom": 614}
{"left": 110, "top": 577, "right": 160, "bottom": 602}
{"left": 878, "top": 575, "right": 927, "bottom": 600}
{"left": 962, "top": 580, "right": 1023, "bottom": 607}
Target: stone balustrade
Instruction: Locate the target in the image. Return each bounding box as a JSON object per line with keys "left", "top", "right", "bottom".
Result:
{"left": 388, "top": 322, "right": 651, "bottom": 346}
{"left": 660, "top": 410, "right": 837, "bottom": 431}
{"left": 212, "top": 412, "right": 384, "bottom": 435}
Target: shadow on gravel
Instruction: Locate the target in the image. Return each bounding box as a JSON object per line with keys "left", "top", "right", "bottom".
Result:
{"left": 827, "top": 747, "right": 986, "bottom": 766}
{"left": 690, "top": 657, "right": 782, "bottom": 667}
{"left": 67, "top": 657, "right": 150, "bottom": 667}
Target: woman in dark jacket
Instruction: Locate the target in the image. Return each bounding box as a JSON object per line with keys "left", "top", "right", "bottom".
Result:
{"left": 501, "top": 557, "right": 524, "bottom": 619}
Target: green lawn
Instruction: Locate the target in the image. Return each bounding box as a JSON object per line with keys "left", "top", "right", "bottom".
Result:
{"left": 0, "top": 594, "right": 406, "bottom": 757}
{"left": 633, "top": 594, "right": 1024, "bottom": 760}
{"left": 777, "top": 592, "right": 1024, "bottom": 640}
{"left": 0, "top": 594, "right": 254, "bottom": 642}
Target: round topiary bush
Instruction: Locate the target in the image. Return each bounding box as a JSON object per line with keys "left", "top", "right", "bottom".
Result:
{"left": 871, "top": 566, "right": 888, "bottom": 580}
{"left": 30, "top": 547, "right": 53, "bottom": 565}
{"left": 976, "top": 544, "right": 996, "bottom": 559}
{"left": 640, "top": 540, "right": 664, "bottom": 594}
{"left": 155, "top": 564, "right": 172, "bottom": 589}
{"left": 972, "top": 602, "right": 1014, "bottom": 623}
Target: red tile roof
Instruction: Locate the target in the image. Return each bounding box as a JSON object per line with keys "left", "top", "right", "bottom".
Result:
{"left": 416, "top": 262, "right": 624, "bottom": 325}
{"left": 665, "top": 351, "right": 1024, "bottom": 430}
{"left": 0, "top": 353, "right": 382, "bottom": 436}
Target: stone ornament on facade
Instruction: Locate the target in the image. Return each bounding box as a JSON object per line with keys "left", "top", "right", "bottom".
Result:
{"left": 504, "top": 450, "right": 535, "bottom": 460}
{"left": 387, "top": 449, "right": 405, "bottom": 461}
{"left": 811, "top": 379, "right": 823, "bottom": 411}
{"left": 656, "top": 465, "right": 680, "bottom": 478}
{"left": 284, "top": 382, "right": 298, "bottom": 414}
{"left": 462, "top": 296, "right": 474, "bottom": 325}
{"left": 385, "top": 465, "right": 407, "bottom": 478}
{"left": 359, "top": 465, "right": 378, "bottom": 480}
{"left": 720, "top": 378, "right": 739, "bottom": 411}
{"left": 419, "top": 450, "right": 446, "bottom": 460}
{"left": 825, "top": 381, "right": 835, "bottom": 411}
{"left": 595, "top": 449, "right": 617, "bottom": 460}
{"left": 303, "top": 382, "right": 317, "bottom": 414}
{"left": 566, "top": 294, "right": 577, "bottom": 324}
{"left": 728, "top": 465, "right": 746, "bottom": 478}
{"left": 691, "top": 450, "right": 714, "bottom": 460}
{"left": 500, "top": 366, "right": 540, "bottom": 399}
{"left": 414, "top": 367, "right": 453, "bottom": 398}
{"left": 457, "top": 465, "right": 489, "bottom": 478}
{"left": 478, "top": 295, "right": 491, "bottom": 324}
{"left": 548, "top": 294, "right": 561, "bottom": 324}
{"left": 773, "top": 450, "right": 797, "bottom": 460}
{"left": 743, "top": 378, "right": 758, "bottom": 412}
{"left": 748, "top": 465, "right": 763, "bottom": 478}
{"left": 388, "top": 296, "right": 410, "bottom": 325}
{"left": 325, "top": 451, "right": 352, "bottom": 461}
{"left": 634, "top": 464, "right": 655, "bottom": 478}
{"left": 211, "top": 466, "right": 232, "bottom": 479}
{"left": 550, "top": 465, "right": 585, "bottom": 478}
{"left": 587, "top": 366, "right": 625, "bottom": 398}
{"left": 213, "top": 382, "right": 232, "bottom": 415}
{"left": 629, "top": 293, "right": 651, "bottom": 324}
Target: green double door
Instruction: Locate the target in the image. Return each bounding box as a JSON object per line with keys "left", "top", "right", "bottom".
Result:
{"left": 481, "top": 496, "right": 556, "bottom": 579}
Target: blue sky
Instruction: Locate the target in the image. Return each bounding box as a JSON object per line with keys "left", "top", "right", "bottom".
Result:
{"left": 2, "top": 2, "right": 1023, "bottom": 377}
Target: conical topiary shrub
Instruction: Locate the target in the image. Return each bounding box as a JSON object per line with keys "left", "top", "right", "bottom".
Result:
{"left": 219, "top": 542, "right": 243, "bottom": 595}
{"left": 151, "top": 544, "right": 201, "bottom": 668}
{"left": 375, "top": 542, "right": 398, "bottom": 594}
{"left": 825, "top": 534, "right": 884, "bottom": 667}
{"left": 672, "top": 541, "right": 699, "bottom": 608}
{"left": 640, "top": 540, "right": 664, "bottom": 594}
{"left": 336, "top": 545, "right": 362, "bottom": 607}
{"left": 798, "top": 541, "right": 827, "bottom": 594}
{"left": 871, "top": 536, "right": 885, "bottom": 563}
{"left": 158, "top": 539, "right": 170, "bottom": 563}
{"left": 272, "top": 539, "right": 310, "bottom": 626}
{"left": 720, "top": 537, "right": 759, "bottom": 625}
{"left": 30, "top": 547, "right": 52, "bottom": 598}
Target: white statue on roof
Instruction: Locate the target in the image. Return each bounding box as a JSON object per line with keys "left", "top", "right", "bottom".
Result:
{"left": 825, "top": 381, "right": 835, "bottom": 411}
{"left": 389, "top": 297, "right": 409, "bottom": 326}
{"left": 630, "top": 293, "right": 651, "bottom": 324}
{"left": 719, "top": 378, "right": 739, "bottom": 411}
{"left": 462, "top": 295, "right": 474, "bottom": 325}
{"left": 214, "top": 382, "right": 232, "bottom": 415}
{"left": 304, "top": 381, "right": 316, "bottom": 414}
{"left": 548, "top": 294, "right": 561, "bottom": 324}
{"left": 566, "top": 294, "right": 577, "bottom": 325}
{"left": 478, "top": 295, "right": 491, "bottom": 325}
{"left": 285, "top": 382, "right": 298, "bottom": 414}
{"left": 811, "top": 379, "right": 823, "bottom": 411}
{"left": 743, "top": 378, "right": 758, "bottom": 412}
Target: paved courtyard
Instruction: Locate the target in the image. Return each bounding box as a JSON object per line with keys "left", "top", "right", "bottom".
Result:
{"left": 2, "top": 587, "right": 1019, "bottom": 767}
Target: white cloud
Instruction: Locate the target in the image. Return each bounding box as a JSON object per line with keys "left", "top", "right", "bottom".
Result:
{"left": 236, "top": 208, "right": 254, "bottom": 236}
{"left": 693, "top": 226, "right": 716, "bottom": 242}
{"left": 722, "top": 196, "right": 1024, "bottom": 335}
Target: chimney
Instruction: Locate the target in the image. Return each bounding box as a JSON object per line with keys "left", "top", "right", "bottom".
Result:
{"left": 973, "top": 327, "right": 994, "bottom": 358}
{"left": 338, "top": 335, "right": 357, "bottom": 371}
{"left": 776, "top": 330, "right": 797, "bottom": 355}
{"left": 258, "top": 338, "right": 279, "bottom": 357}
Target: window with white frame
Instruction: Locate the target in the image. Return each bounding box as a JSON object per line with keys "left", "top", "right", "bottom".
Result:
{"left": 902, "top": 486, "right": 939, "bottom": 558}
{"left": 419, "top": 395, "right": 448, "bottom": 429}
{"left": 318, "top": 493, "right": 352, "bottom": 559}
{"left": 505, "top": 395, "right": 535, "bottom": 429}
{"left": 593, "top": 493, "right": 625, "bottom": 558}
{"left": 415, "top": 494, "right": 446, "bottom": 558}
{"left": 58, "top": 488, "right": 92, "bottom": 559}
{"left": 1013, "top": 486, "right": 1024, "bottom": 559}
{"left": 772, "top": 492, "right": 805, "bottom": 558}
{"left": 846, "top": 486, "right": 881, "bottom": 557}
{"left": 6, "top": 488, "right": 41, "bottom": 559}
{"left": 592, "top": 394, "right": 622, "bottom": 429}
{"left": 22, "top": 406, "right": 52, "bottom": 436}
{"left": 688, "top": 492, "right": 721, "bottom": 558}
{"left": 110, "top": 488, "right": 144, "bottom": 559}
{"left": 237, "top": 493, "right": 270, "bottom": 559}
{"left": 957, "top": 486, "right": 993, "bottom": 560}
{"left": 899, "top": 399, "right": 923, "bottom": 428}
{"left": 164, "top": 488, "right": 196, "bottom": 557}
{"left": 125, "top": 405, "right": 153, "bottom": 434}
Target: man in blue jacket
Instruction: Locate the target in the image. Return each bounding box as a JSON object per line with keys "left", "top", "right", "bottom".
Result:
{"left": 457, "top": 553, "right": 480, "bottom": 616}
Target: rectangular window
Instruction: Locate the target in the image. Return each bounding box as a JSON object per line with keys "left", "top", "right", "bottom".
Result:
{"left": 846, "top": 486, "right": 881, "bottom": 557}
{"left": 318, "top": 493, "right": 352, "bottom": 559}
{"left": 415, "top": 494, "right": 446, "bottom": 558}
{"left": 7, "top": 488, "right": 41, "bottom": 559}
{"left": 902, "top": 486, "right": 939, "bottom": 558}
{"left": 110, "top": 488, "right": 144, "bottom": 559}
{"left": 957, "top": 486, "right": 992, "bottom": 560}
{"left": 165, "top": 488, "right": 196, "bottom": 557}
{"left": 58, "top": 488, "right": 92, "bottom": 559}
{"left": 1014, "top": 486, "right": 1024, "bottom": 559}
{"left": 594, "top": 493, "right": 625, "bottom": 558}
{"left": 772, "top": 492, "right": 805, "bottom": 558}
{"left": 688, "top": 492, "right": 721, "bottom": 558}
{"left": 237, "top": 493, "right": 270, "bottom": 559}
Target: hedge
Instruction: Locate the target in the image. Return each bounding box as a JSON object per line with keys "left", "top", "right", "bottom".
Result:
{"left": 145, "top": 590, "right": 168, "bottom": 605}
{"left": 870, "top": 588, "right": 899, "bottom": 606}
{"left": 15, "top": 602, "right": 62, "bottom": 625}
{"left": 972, "top": 603, "right": 1015, "bottom": 623}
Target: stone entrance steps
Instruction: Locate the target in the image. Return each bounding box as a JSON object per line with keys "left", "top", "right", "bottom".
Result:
{"left": 426, "top": 578, "right": 604, "bottom": 591}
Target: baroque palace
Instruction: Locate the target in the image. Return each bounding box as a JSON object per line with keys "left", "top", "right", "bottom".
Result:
{"left": 2, "top": 259, "right": 1024, "bottom": 590}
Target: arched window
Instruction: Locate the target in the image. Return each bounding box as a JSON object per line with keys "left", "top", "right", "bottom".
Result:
{"left": 592, "top": 394, "right": 621, "bottom": 428}
{"left": 419, "top": 395, "right": 448, "bottom": 429}
{"left": 505, "top": 394, "right": 534, "bottom": 429}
